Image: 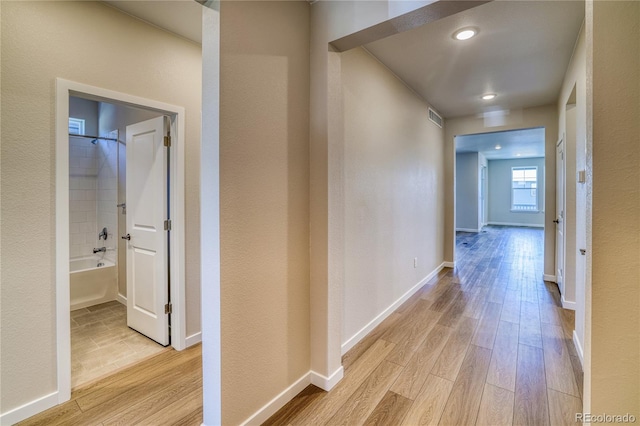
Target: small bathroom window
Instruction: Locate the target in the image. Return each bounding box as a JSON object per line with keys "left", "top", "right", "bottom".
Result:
{"left": 69, "top": 117, "right": 85, "bottom": 135}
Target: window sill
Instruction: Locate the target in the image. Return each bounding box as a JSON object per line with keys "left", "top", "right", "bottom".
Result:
{"left": 510, "top": 210, "right": 541, "bottom": 213}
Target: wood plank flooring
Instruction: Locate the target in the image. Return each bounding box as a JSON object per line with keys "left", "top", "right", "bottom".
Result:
{"left": 266, "top": 226, "right": 583, "bottom": 425}
{"left": 22, "top": 226, "right": 582, "bottom": 426}
{"left": 17, "top": 344, "right": 202, "bottom": 426}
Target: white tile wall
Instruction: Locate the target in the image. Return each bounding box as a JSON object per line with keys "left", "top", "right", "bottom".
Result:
{"left": 96, "top": 130, "right": 119, "bottom": 264}
{"left": 69, "top": 137, "right": 98, "bottom": 259}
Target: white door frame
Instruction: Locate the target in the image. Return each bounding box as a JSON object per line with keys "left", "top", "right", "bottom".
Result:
{"left": 55, "top": 78, "right": 187, "bottom": 403}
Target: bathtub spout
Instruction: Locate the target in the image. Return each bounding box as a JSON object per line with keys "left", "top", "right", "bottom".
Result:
{"left": 93, "top": 247, "right": 106, "bottom": 253}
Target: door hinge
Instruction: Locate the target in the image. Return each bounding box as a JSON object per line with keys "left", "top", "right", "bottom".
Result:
{"left": 164, "top": 220, "right": 171, "bottom": 231}
{"left": 165, "top": 303, "right": 172, "bottom": 314}
{"left": 164, "top": 135, "right": 171, "bottom": 147}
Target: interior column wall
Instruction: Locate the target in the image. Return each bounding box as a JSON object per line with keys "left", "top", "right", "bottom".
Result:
{"left": 219, "top": 2, "right": 311, "bottom": 424}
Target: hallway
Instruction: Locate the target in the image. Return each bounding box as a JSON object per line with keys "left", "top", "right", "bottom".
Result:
{"left": 266, "top": 226, "right": 582, "bottom": 425}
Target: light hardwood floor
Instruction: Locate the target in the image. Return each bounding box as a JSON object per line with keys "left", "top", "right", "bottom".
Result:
{"left": 21, "top": 226, "right": 582, "bottom": 425}
{"left": 266, "top": 226, "right": 583, "bottom": 426}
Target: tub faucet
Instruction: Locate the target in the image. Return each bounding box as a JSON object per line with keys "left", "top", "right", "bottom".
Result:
{"left": 93, "top": 247, "right": 106, "bottom": 254}
{"left": 99, "top": 227, "right": 108, "bottom": 240}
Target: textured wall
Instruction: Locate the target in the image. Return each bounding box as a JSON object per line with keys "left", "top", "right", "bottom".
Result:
{"left": 589, "top": 0, "right": 639, "bottom": 415}
{"left": 219, "top": 2, "right": 310, "bottom": 424}
{"left": 341, "top": 47, "right": 445, "bottom": 345}
{"left": 445, "top": 105, "right": 558, "bottom": 275}
{"left": 0, "top": 1, "right": 201, "bottom": 413}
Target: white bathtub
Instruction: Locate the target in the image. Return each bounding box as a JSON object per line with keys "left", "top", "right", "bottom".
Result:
{"left": 70, "top": 256, "right": 117, "bottom": 310}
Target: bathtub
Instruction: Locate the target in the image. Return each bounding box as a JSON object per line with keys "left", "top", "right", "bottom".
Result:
{"left": 70, "top": 256, "right": 118, "bottom": 310}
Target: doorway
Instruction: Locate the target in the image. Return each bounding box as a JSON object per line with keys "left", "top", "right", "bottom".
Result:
{"left": 56, "top": 79, "right": 187, "bottom": 400}
{"left": 68, "top": 97, "right": 176, "bottom": 387}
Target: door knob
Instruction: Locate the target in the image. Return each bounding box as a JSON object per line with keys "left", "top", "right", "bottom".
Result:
{"left": 553, "top": 219, "right": 560, "bottom": 224}
{"left": 121, "top": 234, "right": 131, "bottom": 240}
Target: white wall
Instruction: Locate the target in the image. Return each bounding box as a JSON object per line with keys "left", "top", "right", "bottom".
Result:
{"left": 341, "top": 47, "right": 444, "bottom": 347}
{"left": 487, "top": 157, "right": 545, "bottom": 227}
{"left": 456, "top": 152, "right": 479, "bottom": 231}
{"left": 0, "top": 2, "right": 201, "bottom": 417}
{"left": 558, "top": 24, "right": 586, "bottom": 355}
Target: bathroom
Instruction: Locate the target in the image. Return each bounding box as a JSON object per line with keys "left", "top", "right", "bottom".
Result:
{"left": 68, "top": 96, "right": 165, "bottom": 387}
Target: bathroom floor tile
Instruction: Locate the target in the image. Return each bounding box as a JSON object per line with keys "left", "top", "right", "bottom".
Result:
{"left": 70, "top": 300, "right": 165, "bottom": 389}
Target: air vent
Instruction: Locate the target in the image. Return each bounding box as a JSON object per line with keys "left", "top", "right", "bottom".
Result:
{"left": 428, "top": 108, "right": 443, "bottom": 128}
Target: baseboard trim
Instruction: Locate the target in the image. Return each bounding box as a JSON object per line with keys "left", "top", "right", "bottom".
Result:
{"left": 341, "top": 262, "right": 446, "bottom": 355}
{"left": 487, "top": 221, "right": 544, "bottom": 228}
{"left": 0, "top": 391, "right": 59, "bottom": 425}
{"left": 561, "top": 296, "right": 576, "bottom": 311}
{"left": 185, "top": 332, "right": 202, "bottom": 347}
{"left": 573, "top": 330, "right": 584, "bottom": 367}
{"left": 116, "top": 293, "right": 127, "bottom": 305}
{"left": 442, "top": 261, "right": 455, "bottom": 269}
{"left": 311, "top": 366, "right": 344, "bottom": 391}
{"left": 543, "top": 274, "right": 557, "bottom": 283}
{"left": 456, "top": 228, "right": 480, "bottom": 233}
{"left": 239, "top": 372, "right": 311, "bottom": 426}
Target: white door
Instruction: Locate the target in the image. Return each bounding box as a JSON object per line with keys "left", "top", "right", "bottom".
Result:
{"left": 125, "top": 116, "right": 169, "bottom": 346}
{"left": 556, "top": 139, "right": 565, "bottom": 294}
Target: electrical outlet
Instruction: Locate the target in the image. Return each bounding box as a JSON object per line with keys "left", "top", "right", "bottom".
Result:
{"left": 414, "top": 258, "right": 418, "bottom": 268}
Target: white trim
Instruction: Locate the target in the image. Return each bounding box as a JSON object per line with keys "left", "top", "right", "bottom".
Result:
{"left": 239, "top": 372, "right": 311, "bottom": 426}
{"left": 341, "top": 262, "right": 447, "bottom": 355}
{"left": 0, "top": 392, "right": 58, "bottom": 425}
{"left": 443, "top": 261, "right": 456, "bottom": 269}
{"left": 561, "top": 296, "right": 576, "bottom": 311}
{"left": 55, "top": 79, "right": 189, "bottom": 409}
{"left": 543, "top": 274, "right": 557, "bottom": 283}
{"left": 487, "top": 221, "right": 544, "bottom": 228}
{"left": 311, "top": 366, "right": 344, "bottom": 391}
{"left": 456, "top": 227, "right": 480, "bottom": 233}
{"left": 116, "top": 293, "right": 127, "bottom": 306}
{"left": 185, "top": 332, "right": 202, "bottom": 347}
{"left": 573, "top": 330, "right": 584, "bottom": 367}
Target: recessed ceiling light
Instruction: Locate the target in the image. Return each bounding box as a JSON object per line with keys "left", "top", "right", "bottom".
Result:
{"left": 495, "top": 145, "right": 502, "bottom": 150}
{"left": 481, "top": 93, "right": 497, "bottom": 100}
{"left": 453, "top": 27, "right": 477, "bottom": 41}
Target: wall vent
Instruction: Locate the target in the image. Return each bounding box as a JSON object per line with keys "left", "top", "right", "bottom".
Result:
{"left": 428, "top": 108, "right": 443, "bottom": 128}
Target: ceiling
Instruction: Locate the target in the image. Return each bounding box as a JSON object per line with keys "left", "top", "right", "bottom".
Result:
{"left": 101, "top": 0, "right": 584, "bottom": 135}
{"left": 102, "top": 1, "right": 203, "bottom": 44}
{"left": 455, "top": 127, "right": 545, "bottom": 160}
{"left": 364, "top": 1, "right": 584, "bottom": 118}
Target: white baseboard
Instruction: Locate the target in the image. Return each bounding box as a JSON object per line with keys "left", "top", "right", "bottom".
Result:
{"left": 543, "top": 274, "right": 557, "bottom": 283}
{"left": 185, "top": 332, "right": 202, "bottom": 347}
{"left": 561, "top": 296, "right": 576, "bottom": 311}
{"left": 311, "top": 366, "right": 344, "bottom": 391}
{"left": 0, "top": 391, "right": 58, "bottom": 425}
{"left": 456, "top": 228, "right": 480, "bottom": 233}
{"left": 487, "top": 221, "right": 544, "bottom": 228}
{"left": 116, "top": 293, "right": 127, "bottom": 305}
{"left": 442, "top": 261, "right": 455, "bottom": 269}
{"left": 573, "top": 330, "right": 584, "bottom": 367}
{"left": 341, "top": 262, "right": 446, "bottom": 355}
{"left": 239, "top": 372, "right": 311, "bottom": 426}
